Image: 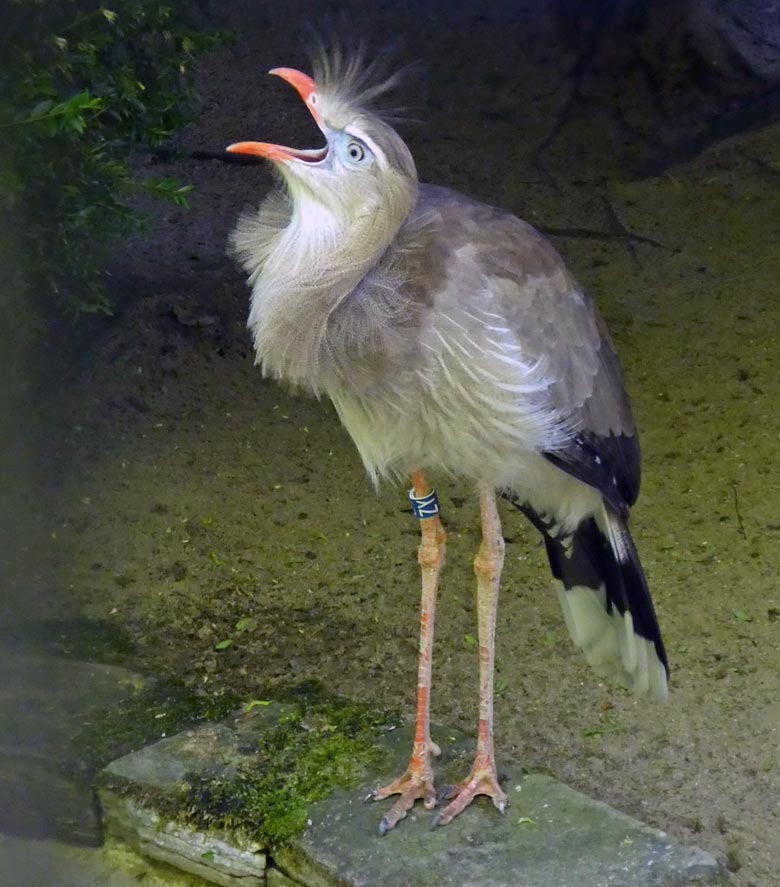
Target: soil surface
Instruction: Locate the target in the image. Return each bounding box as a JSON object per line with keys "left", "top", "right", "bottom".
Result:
{"left": 6, "top": 3, "right": 780, "bottom": 886}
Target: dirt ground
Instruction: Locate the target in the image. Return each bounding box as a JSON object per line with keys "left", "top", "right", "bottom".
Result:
{"left": 6, "top": 2, "right": 780, "bottom": 885}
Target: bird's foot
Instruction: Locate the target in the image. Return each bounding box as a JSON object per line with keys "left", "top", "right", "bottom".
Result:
{"left": 366, "top": 739, "right": 441, "bottom": 834}
{"left": 433, "top": 757, "right": 507, "bottom": 827}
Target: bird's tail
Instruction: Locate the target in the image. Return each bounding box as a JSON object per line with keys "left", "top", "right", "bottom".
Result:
{"left": 544, "top": 507, "right": 669, "bottom": 700}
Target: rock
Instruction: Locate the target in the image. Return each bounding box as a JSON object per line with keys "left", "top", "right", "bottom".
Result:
{"left": 0, "top": 833, "right": 198, "bottom": 887}
{"left": 99, "top": 711, "right": 725, "bottom": 887}
{"left": 102, "top": 722, "right": 239, "bottom": 793}
{"left": 99, "top": 714, "right": 284, "bottom": 887}
{"left": 281, "top": 777, "right": 724, "bottom": 886}
{"left": 100, "top": 794, "right": 265, "bottom": 887}
{"left": 276, "top": 728, "right": 725, "bottom": 887}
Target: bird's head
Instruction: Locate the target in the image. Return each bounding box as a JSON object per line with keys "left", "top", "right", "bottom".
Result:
{"left": 226, "top": 61, "right": 418, "bottom": 250}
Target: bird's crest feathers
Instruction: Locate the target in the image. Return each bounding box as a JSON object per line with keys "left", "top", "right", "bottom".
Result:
{"left": 308, "top": 36, "right": 414, "bottom": 125}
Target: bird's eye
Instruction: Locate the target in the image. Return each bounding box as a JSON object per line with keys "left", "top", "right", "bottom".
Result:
{"left": 346, "top": 140, "right": 365, "bottom": 162}
{"left": 337, "top": 134, "right": 373, "bottom": 167}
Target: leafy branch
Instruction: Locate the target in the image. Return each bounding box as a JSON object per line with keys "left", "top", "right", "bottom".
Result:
{"left": 1, "top": 0, "right": 226, "bottom": 318}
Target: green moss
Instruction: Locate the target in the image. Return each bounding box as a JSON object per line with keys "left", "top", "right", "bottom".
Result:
{"left": 69, "top": 680, "right": 241, "bottom": 782}
{"left": 182, "top": 693, "right": 396, "bottom": 848}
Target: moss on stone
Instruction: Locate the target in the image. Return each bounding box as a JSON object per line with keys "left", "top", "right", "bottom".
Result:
{"left": 69, "top": 680, "right": 241, "bottom": 783}
{"left": 180, "top": 691, "right": 396, "bottom": 848}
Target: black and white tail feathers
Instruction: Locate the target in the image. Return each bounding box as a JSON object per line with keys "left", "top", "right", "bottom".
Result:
{"left": 508, "top": 498, "right": 669, "bottom": 700}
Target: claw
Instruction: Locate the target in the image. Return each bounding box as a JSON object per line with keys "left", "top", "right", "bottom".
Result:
{"left": 436, "top": 783, "right": 455, "bottom": 805}
{"left": 375, "top": 793, "right": 417, "bottom": 834}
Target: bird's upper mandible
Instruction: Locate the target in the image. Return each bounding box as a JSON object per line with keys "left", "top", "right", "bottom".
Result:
{"left": 225, "top": 59, "right": 417, "bottom": 212}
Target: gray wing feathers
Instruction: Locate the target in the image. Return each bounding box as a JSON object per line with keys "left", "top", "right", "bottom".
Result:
{"left": 475, "top": 217, "right": 635, "bottom": 440}
{"left": 451, "top": 198, "right": 641, "bottom": 508}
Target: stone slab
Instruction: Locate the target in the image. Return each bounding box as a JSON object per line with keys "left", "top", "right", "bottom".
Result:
{"left": 103, "top": 722, "right": 240, "bottom": 793}
{"left": 101, "top": 793, "right": 266, "bottom": 887}
{"left": 100, "top": 711, "right": 725, "bottom": 887}
{"left": 278, "top": 727, "right": 726, "bottom": 887}
{"left": 100, "top": 717, "right": 283, "bottom": 887}
{"left": 101, "top": 702, "right": 287, "bottom": 793}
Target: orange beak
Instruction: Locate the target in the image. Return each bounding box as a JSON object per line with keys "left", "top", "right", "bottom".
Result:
{"left": 226, "top": 67, "right": 326, "bottom": 162}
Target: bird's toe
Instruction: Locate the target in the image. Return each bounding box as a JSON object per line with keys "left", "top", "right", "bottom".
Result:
{"left": 434, "top": 768, "right": 509, "bottom": 827}
{"left": 377, "top": 793, "right": 416, "bottom": 835}
{"left": 368, "top": 761, "right": 438, "bottom": 832}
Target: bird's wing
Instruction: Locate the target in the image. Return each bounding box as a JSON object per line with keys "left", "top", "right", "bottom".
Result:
{"left": 327, "top": 185, "right": 640, "bottom": 512}
{"left": 467, "top": 200, "right": 640, "bottom": 513}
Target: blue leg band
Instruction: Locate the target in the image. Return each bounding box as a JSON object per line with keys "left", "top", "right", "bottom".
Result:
{"left": 409, "top": 488, "right": 440, "bottom": 519}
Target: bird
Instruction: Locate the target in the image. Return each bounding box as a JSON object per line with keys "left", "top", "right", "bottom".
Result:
{"left": 226, "top": 45, "right": 669, "bottom": 835}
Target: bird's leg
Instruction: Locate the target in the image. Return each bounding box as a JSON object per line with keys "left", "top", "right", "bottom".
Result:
{"left": 436, "top": 483, "right": 507, "bottom": 827}
{"left": 368, "top": 470, "right": 446, "bottom": 834}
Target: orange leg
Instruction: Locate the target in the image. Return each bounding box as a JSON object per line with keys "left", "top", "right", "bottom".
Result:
{"left": 367, "top": 470, "right": 446, "bottom": 834}
{"left": 435, "top": 482, "right": 507, "bottom": 826}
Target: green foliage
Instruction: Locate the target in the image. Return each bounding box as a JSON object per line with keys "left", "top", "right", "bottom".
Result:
{"left": 0, "top": 0, "right": 221, "bottom": 317}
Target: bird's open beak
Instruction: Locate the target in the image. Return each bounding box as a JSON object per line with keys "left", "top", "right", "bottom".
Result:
{"left": 226, "top": 67, "right": 327, "bottom": 164}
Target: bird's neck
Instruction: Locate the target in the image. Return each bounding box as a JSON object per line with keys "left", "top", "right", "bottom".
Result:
{"left": 247, "top": 184, "right": 415, "bottom": 391}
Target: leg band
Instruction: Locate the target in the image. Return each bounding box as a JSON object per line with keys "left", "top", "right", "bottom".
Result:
{"left": 409, "top": 488, "right": 441, "bottom": 519}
